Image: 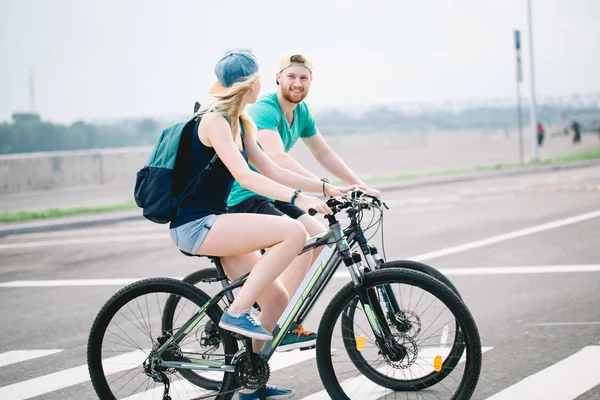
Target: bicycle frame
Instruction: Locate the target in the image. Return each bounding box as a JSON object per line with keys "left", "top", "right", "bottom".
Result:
{"left": 156, "top": 206, "right": 400, "bottom": 372}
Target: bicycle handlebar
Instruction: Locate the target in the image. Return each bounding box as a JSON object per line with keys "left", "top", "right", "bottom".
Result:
{"left": 308, "top": 189, "right": 387, "bottom": 217}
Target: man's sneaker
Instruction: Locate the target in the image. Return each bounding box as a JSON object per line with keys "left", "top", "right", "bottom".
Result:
{"left": 276, "top": 322, "right": 317, "bottom": 352}
{"left": 219, "top": 311, "right": 273, "bottom": 341}
{"left": 238, "top": 384, "right": 295, "bottom": 400}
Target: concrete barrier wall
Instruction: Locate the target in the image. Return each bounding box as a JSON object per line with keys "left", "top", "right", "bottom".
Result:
{"left": 0, "top": 128, "right": 558, "bottom": 194}
{"left": 0, "top": 147, "right": 152, "bottom": 194}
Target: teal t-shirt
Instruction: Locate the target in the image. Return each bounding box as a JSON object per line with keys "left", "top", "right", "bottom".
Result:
{"left": 227, "top": 92, "right": 318, "bottom": 207}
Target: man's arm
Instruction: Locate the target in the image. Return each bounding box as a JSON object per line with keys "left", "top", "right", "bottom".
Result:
{"left": 302, "top": 132, "right": 365, "bottom": 186}
{"left": 257, "top": 129, "right": 318, "bottom": 179}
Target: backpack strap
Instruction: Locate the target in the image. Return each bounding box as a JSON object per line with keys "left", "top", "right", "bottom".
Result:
{"left": 172, "top": 109, "right": 220, "bottom": 209}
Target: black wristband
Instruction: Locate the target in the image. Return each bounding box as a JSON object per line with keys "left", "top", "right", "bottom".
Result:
{"left": 290, "top": 189, "right": 302, "bottom": 205}
{"left": 320, "top": 178, "right": 329, "bottom": 197}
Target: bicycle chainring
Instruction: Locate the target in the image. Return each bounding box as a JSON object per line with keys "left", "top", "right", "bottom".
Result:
{"left": 234, "top": 352, "right": 270, "bottom": 390}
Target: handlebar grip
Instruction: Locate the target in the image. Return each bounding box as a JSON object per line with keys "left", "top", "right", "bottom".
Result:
{"left": 308, "top": 208, "right": 318, "bottom": 216}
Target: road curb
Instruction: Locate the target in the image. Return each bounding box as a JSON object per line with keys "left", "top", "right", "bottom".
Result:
{"left": 1, "top": 160, "right": 599, "bottom": 236}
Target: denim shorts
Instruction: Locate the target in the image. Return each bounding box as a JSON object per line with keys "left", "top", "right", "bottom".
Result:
{"left": 169, "top": 215, "right": 219, "bottom": 255}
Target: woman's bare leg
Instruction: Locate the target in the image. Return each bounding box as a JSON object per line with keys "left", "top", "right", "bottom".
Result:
{"left": 221, "top": 251, "right": 311, "bottom": 351}
{"left": 196, "top": 213, "right": 307, "bottom": 315}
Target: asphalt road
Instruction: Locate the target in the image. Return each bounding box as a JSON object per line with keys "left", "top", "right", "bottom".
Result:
{"left": 1, "top": 166, "right": 599, "bottom": 400}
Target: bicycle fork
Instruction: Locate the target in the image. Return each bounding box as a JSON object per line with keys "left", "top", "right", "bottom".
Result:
{"left": 345, "top": 251, "right": 408, "bottom": 363}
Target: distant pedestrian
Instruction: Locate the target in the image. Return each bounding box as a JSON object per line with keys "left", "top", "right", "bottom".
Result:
{"left": 571, "top": 120, "right": 581, "bottom": 144}
{"left": 536, "top": 122, "right": 545, "bottom": 147}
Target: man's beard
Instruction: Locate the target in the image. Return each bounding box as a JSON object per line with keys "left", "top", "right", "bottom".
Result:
{"left": 281, "top": 86, "right": 308, "bottom": 104}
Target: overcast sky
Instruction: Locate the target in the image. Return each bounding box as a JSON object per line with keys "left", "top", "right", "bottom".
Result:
{"left": 1, "top": 0, "right": 598, "bottom": 124}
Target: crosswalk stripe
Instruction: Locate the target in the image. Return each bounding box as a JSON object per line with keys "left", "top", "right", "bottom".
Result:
{"left": 301, "top": 347, "right": 493, "bottom": 399}
{"left": 0, "top": 350, "right": 63, "bottom": 368}
{"left": 486, "top": 346, "right": 600, "bottom": 400}
{"left": 0, "top": 348, "right": 316, "bottom": 400}
{"left": 0, "top": 350, "right": 146, "bottom": 400}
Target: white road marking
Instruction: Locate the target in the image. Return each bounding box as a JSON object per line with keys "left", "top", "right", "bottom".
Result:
{"left": 0, "top": 350, "right": 146, "bottom": 400}
{"left": 0, "top": 278, "right": 182, "bottom": 287}
{"left": 526, "top": 321, "right": 600, "bottom": 326}
{"left": 0, "top": 347, "right": 317, "bottom": 399}
{"left": 408, "top": 209, "right": 600, "bottom": 262}
{"left": 486, "top": 346, "right": 600, "bottom": 400}
{"left": 3, "top": 265, "right": 600, "bottom": 287}
{"left": 332, "top": 264, "right": 600, "bottom": 279}
{"left": 0, "top": 350, "right": 63, "bottom": 368}
{"left": 301, "top": 347, "right": 492, "bottom": 399}
{"left": 3, "top": 208, "right": 597, "bottom": 254}
{"left": 2, "top": 225, "right": 161, "bottom": 241}
{"left": 436, "top": 265, "right": 600, "bottom": 275}
{"left": 0, "top": 233, "right": 167, "bottom": 251}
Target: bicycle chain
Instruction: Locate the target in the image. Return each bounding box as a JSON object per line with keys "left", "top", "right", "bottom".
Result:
{"left": 177, "top": 351, "right": 265, "bottom": 400}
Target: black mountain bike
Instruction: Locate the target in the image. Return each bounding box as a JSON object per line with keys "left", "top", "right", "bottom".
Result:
{"left": 87, "top": 190, "right": 482, "bottom": 399}
{"left": 163, "top": 193, "right": 465, "bottom": 392}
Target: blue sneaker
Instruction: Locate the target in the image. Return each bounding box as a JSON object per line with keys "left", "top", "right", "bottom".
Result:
{"left": 219, "top": 311, "right": 273, "bottom": 341}
{"left": 238, "top": 384, "right": 295, "bottom": 400}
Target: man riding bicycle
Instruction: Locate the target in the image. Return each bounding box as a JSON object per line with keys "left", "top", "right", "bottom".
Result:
{"left": 226, "top": 52, "right": 380, "bottom": 352}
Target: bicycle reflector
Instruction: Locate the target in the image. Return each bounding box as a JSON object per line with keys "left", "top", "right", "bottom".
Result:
{"left": 356, "top": 335, "right": 367, "bottom": 351}
{"left": 434, "top": 355, "right": 443, "bottom": 372}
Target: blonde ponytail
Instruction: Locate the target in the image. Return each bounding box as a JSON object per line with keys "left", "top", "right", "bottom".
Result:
{"left": 206, "top": 73, "right": 259, "bottom": 148}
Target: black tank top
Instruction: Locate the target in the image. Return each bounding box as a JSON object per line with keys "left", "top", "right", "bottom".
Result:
{"left": 170, "top": 116, "right": 248, "bottom": 229}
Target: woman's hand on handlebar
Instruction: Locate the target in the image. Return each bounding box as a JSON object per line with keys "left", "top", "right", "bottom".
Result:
{"left": 295, "top": 193, "right": 333, "bottom": 215}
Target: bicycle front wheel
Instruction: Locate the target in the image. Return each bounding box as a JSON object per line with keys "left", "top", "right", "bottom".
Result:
{"left": 341, "top": 261, "right": 466, "bottom": 390}
{"left": 316, "top": 269, "right": 482, "bottom": 400}
{"left": 88, "top": 278, "right": 237, "bottom": 400}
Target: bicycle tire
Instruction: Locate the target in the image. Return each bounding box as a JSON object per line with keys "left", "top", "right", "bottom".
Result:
{"left": 88, "top": 277, "right": 237, "bottom": 400}
{"left": 316, "top": 268, "right": 482, "bottom": 399}
{"left": 341, "top": 261, "right": 465, "bottom": 389}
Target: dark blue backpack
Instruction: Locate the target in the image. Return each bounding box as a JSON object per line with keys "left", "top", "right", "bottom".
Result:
{"left": 134, "top": 106, "right": 218, "bottom": 224}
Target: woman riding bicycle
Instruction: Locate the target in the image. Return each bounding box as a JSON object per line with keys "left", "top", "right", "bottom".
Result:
{"left": 168, "top": 51, "right": 350, "bottom": 399}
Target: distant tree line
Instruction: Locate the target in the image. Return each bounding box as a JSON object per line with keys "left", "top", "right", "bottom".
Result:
{"left": 1, "top": 106, "right": 598, "bottom": 155}
{"left": 0, "top": 113, "right": 161, "bottom": 155}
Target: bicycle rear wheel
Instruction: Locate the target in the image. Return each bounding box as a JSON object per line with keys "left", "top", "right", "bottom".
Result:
{"left": 162, "top": 268, "right": 231, "bottom": 390}
{"left": 316, "top": 269, "right": 482, "bottom": 400}
{"left": 88, "top": 278, "right": 237, "bottom": 400}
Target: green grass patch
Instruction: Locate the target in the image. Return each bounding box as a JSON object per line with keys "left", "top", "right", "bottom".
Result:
{"left": 361, "top": 164, "right": 519, "bottom": 184}
{"left": 0, "top": 200, "right": 138, "bottom": 223}
{"left": 359, "top": 145, "right": 600, "bottom": 185}
{"left": 547, "top": 146, "right": 600, "bottom": 162}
